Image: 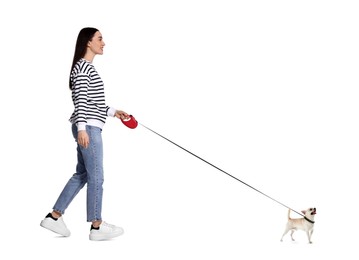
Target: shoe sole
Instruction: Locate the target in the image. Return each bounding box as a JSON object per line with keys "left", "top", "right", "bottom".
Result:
{"left": 40, "top": 220, "right": 71, "bottom": 237}
{"left": 89, "top": 230, "right": 124, "bottom": 241}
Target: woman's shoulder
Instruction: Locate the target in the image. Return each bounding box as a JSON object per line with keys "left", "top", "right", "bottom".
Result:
{"left": 74, "top": 59, "right": 95, "bottom": 75}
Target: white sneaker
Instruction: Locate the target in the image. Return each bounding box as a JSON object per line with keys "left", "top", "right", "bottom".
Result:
{"left": 89, "top": 221, "right": 124, "bottom": 241}
{"left": 40, "top": 213, "right": 71, "bottom": 237}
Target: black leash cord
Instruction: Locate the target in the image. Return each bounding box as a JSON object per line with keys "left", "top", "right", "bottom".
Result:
{"left": 139, "top": 123, "right": 304, "bottom": 217}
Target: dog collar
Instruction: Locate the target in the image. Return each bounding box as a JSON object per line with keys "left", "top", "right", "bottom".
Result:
{"left": 304, "top": 216, "right": 315, "bottom": 224}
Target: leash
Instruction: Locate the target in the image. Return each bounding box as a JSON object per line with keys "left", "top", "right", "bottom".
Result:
{"left": 139, "top": 122, "right": 306, "bottom": 218}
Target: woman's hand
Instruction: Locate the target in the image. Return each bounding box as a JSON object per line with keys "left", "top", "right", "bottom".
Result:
{"left": 78, "top": 130, "right": 89, "bottom": 148}
{"left": 114, "top": 110, "right": 130, "bottom": 120}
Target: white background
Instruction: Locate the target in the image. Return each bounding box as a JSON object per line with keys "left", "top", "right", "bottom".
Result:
{"left": 1, "top": 0, "right": 358, "bottom": 259}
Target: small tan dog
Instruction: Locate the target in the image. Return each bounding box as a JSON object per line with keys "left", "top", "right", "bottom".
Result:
{"left": 280, "top": 207, "right": 316, "bottom": 244}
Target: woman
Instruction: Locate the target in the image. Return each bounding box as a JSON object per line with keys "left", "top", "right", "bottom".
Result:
{"left": 40, "top": 27, "right": 129, "bottom": 241}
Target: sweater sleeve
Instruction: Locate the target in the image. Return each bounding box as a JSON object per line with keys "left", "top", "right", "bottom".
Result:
{"left": 73, "top": 73, "right": 90, "bottom": 131}
{"left": 107, "top": 107, "right": 117, "bottom": 117}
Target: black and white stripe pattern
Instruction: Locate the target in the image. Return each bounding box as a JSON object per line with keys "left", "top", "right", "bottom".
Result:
{"left": 69, "top": 59, "right": 112, "bottom": 130}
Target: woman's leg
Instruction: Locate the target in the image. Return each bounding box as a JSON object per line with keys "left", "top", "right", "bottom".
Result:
{"left": 52, "top": 124, "right": 88, "bottom": 214}
{"left": 79, "top": 125, "right": 104, "bottom": 223}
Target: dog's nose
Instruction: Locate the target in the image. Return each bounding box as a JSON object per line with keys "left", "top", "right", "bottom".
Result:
{"left": 311, "top": 208, "right": 316, "bottom": 215}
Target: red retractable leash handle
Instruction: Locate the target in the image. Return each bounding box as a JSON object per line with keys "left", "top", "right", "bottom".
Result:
{"left": 120, "top": 115, "right": 138, "bottom": 129}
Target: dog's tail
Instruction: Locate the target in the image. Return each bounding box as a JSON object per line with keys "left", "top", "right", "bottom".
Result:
{"left": 287, "top": 209, "right": 292, "bottom": 220}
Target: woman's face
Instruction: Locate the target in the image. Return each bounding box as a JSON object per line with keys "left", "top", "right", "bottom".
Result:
{"left": 88, "top": 31, "right": 105, "bottom": 55}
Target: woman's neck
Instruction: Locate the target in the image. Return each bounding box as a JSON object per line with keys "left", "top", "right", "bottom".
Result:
{"left": 83, "top": 53, "right": 95, "bottom": 63}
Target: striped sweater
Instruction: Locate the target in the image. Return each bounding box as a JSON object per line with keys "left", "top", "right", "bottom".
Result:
{"left": 69, "top": 58, "right": 115, "bottom": 131}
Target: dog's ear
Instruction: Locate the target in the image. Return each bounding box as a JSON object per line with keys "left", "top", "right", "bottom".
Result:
{"left": 301, "top": 210, "right": 306, "bottom": 214}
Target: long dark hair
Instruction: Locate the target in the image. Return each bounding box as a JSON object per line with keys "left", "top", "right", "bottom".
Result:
{"left": 69, "top": 27, "right": 99, "bottom": 90}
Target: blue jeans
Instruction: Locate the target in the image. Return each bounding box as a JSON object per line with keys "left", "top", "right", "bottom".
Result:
{"left": 53, "top": 124, "right": 104, "bottom": 222}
